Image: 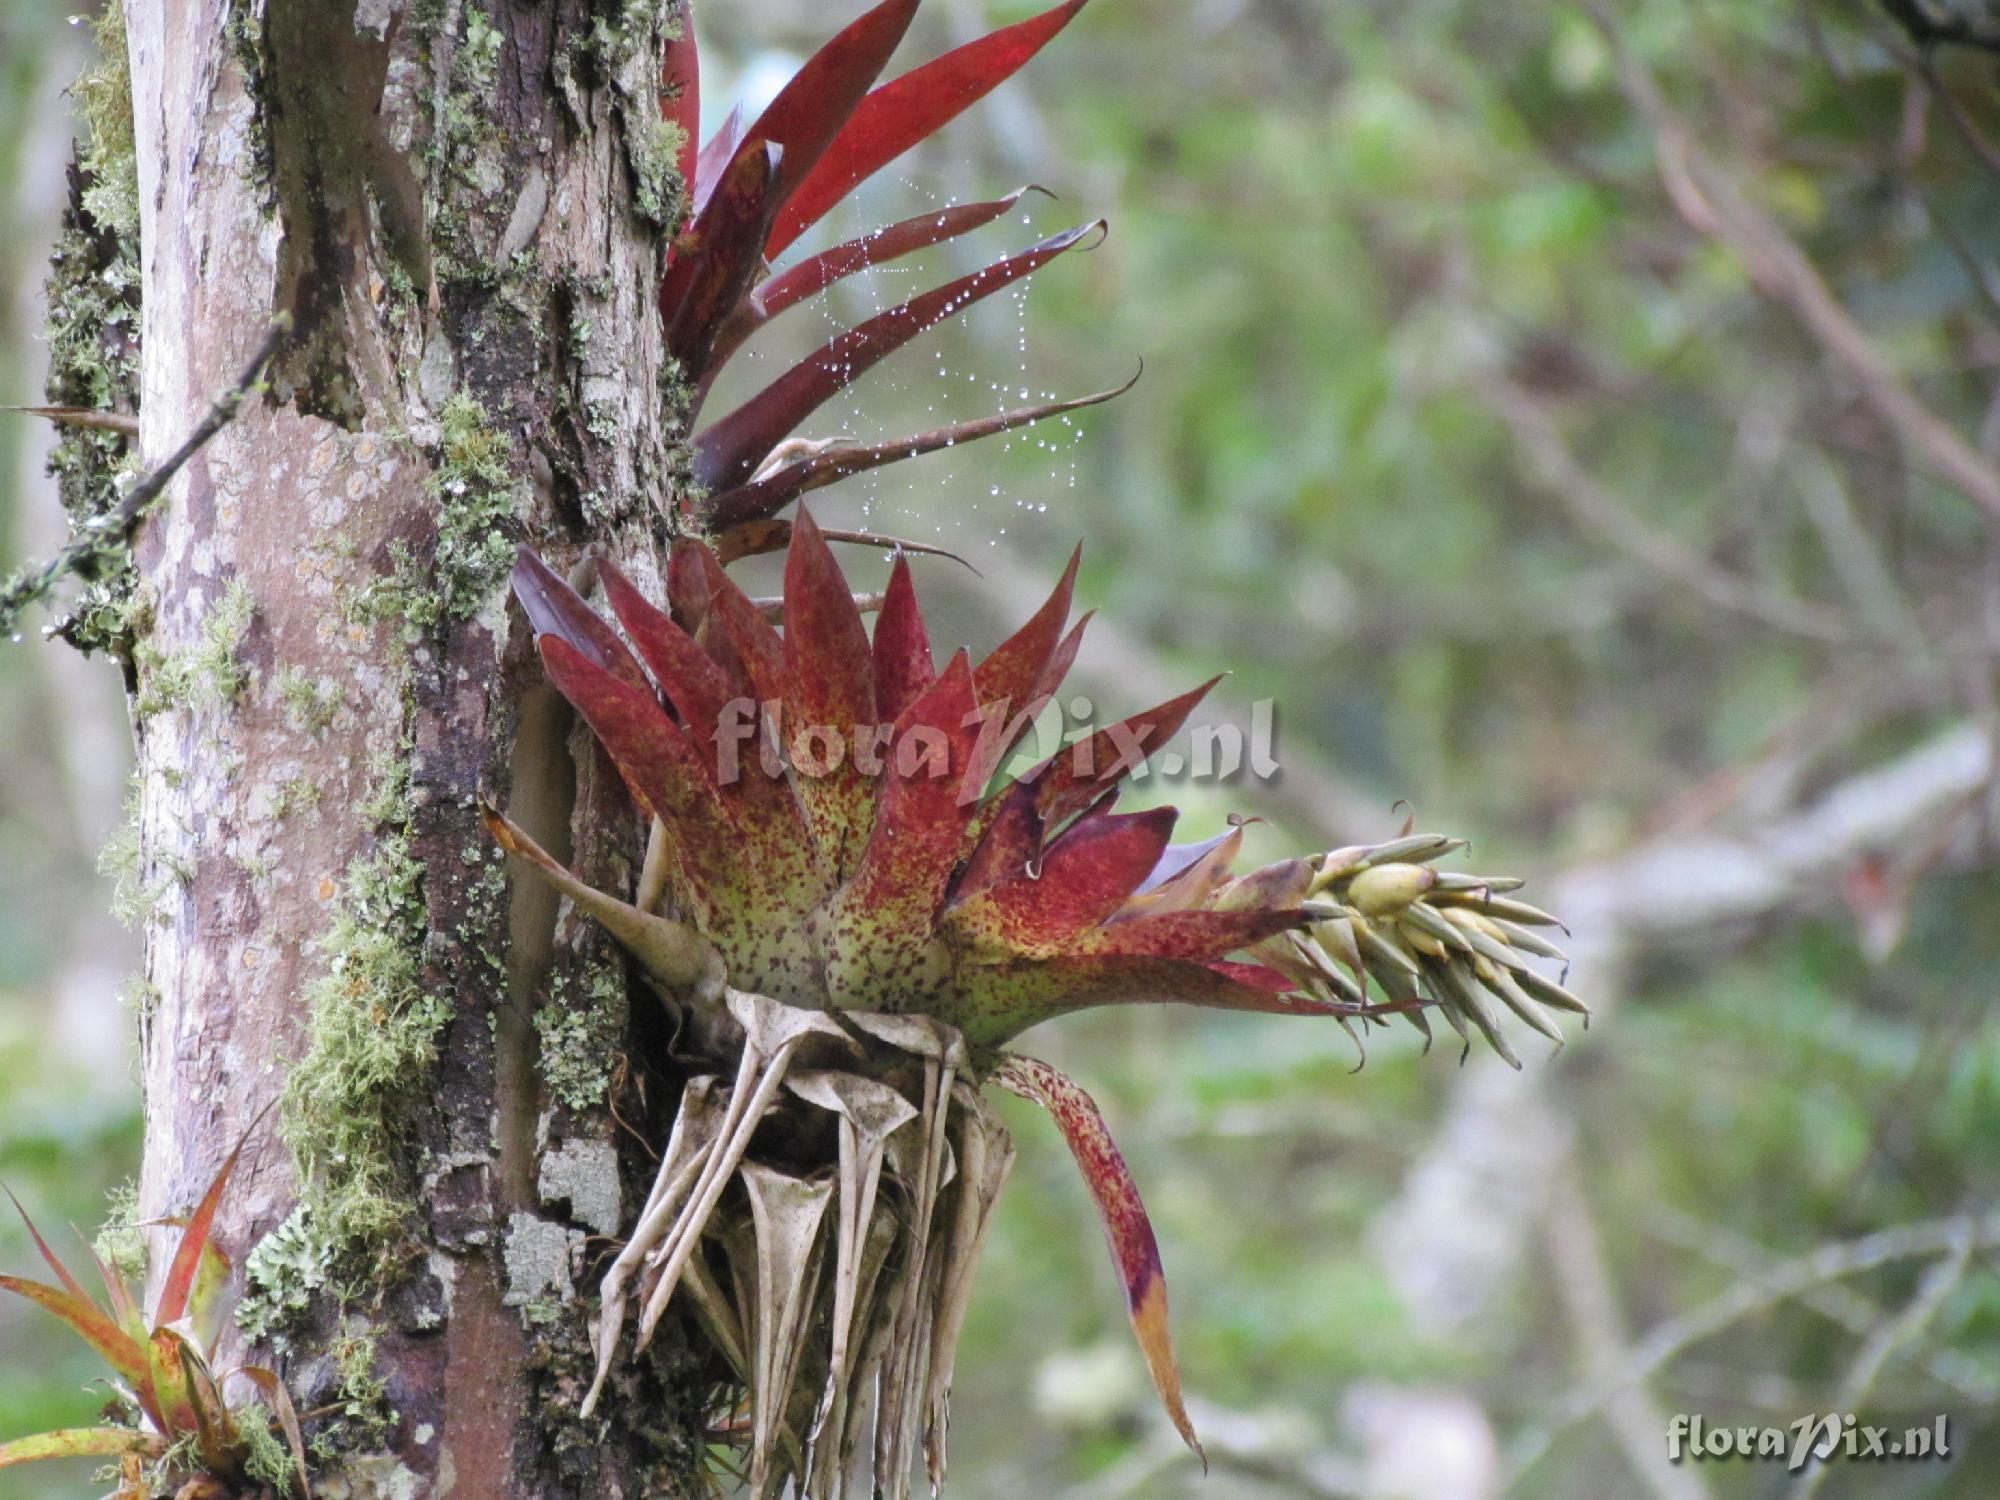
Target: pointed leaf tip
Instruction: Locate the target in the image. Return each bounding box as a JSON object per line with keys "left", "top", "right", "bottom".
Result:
{"left": 993, "top": 1055, "right": 1202, "bottom": 1464}
{"left": 767, "top": 0, "right": 1093, "bottom": 255}
{"left": 693, "top": 223, "right": 1102, "bottom": 493}
{"left": 157, "top": 1111, "right": 264, "bottom": 1327}
{"left": 872, "top": 551, "right": 936, "bottom": 723}
{"left": 740, "top": 0, "right": 920, "bottom": 226}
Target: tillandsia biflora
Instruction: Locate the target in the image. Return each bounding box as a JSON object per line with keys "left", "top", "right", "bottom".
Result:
{"left": 472, "top": 1, "right": 1583, "bottom": 1496}
{"left": 0, "top": 1129, "right": 311, "bottom": 1497}
{"left": 486, "top": 521, "right": 1585, "bottom": 1496}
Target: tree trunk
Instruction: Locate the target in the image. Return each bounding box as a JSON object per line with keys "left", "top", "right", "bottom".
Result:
{"left": 121, "top": 2, "right": 704, "bottom": 1491}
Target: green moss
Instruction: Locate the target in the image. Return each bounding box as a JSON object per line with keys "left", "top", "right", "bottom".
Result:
{"left": 92, "top": 1179, "right": 147, "bottom": 1285}
{"left": 325, "top": 1327, "right": 396, "bottom": 1451}
{"left": 280, "top": 754, "right": 446, "bottom": 1268}
{"left": 99, "top": 777, "right": 191, "bottom": 929}
{"left": 625, "top": 113, "right": 685, "bottom": 228}
{"left": 235, "top": 1405, "right": 298, "bottom": 1492}
{"left": 132, "top": 579, "right": 257, "bottom": 718}
{"left": 224, "top": 3, "right": 272, "bottom": 188}
{"left": 74, "top": 0, "right": 139, "bottom": 240}
{"left": 354, "top": 393, "right": 518, "bottom": 637}
{"left": 275, "top": 666, "right": 342, "bottom": 734}
{"left": 269, "top": 774, "right": 323, "bottom": 821}
{"left": 536, "top": 966, "right": 625, "bottom": 1113}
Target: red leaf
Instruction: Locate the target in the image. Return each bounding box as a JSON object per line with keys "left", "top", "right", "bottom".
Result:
{"left": 1035, "top": 609, "right": 1090, "bottom": 704}
{"left": 947, "top": 806, "right": 1175, "bottom": 957}
{"left": 818, "top": 651, "right": 985, "bottom": 991}
{"left": 598, "top": 559, "right": 734, "bottom": 743}
{"left": 1032, "top": 675, "right": 1222, "bottom": 828}
{"left": 872, "top": 552, "right": 934, "bottom": 723}
{"left": 538, "top": 635, "right": 743, "bottom": 923}
{"left": 692, "top": 104, "right": 746, "bottom": 216}
{"left": 700, "top": 374, "right": 1133, "bottom": 529}
{"left": 974, "top": 543, "right": 1078, "bottom": 716}
{"left": 666, "top": 537, "right": 715, "bottom": 629}
{"left": 0, "top": 1276, "right": 148, "bottom": 1388}
{"left": 661, "top": 0, "right": 699, "bottom": 219}
{"left": 157, "top": 1122, "right": 258, "bottom": 1327}
{"left": 991, "top": 1053, "right": 1202, "bottom": 1465}
{"left": 951, "top": 952, "right": 1321, "bottom": 1045}
{"left": 712, "top": 187, "right": 1045, "bottom": 369}
{"left": 661, "top": 140, "right": 783, "bottom": 373}
{"left": 738, "top": 0, "right": 919, "bottom": 224}
{"left": 2, "top": 1184, "right": 89, "bottom": 1304}
{"left": 688, "top": 542, "right": 790, "bottom": 706}
{"left": 767, "top": 0, "right": 1092, "bottom": 256}
{"left": 693, "top": 222, "right": 1103, "bottom": 492}
{"left": 782, "top": 511, "right": 878, "bottom": 870}
{"left": 951, "top": 777, "right": 1045, "bottom": 900}
{"left": 1068, "top": 907, "right": 1307, "bottom": 961}
{"left": 782, "top": 511, "right": 876, "bottom": 740}
{"left": 512, "top": 549, "right": 647, "bottom": 691}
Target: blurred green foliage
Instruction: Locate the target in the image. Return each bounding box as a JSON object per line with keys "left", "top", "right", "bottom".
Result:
{"left": 3, "top": 2, "right": 1999, "bottom": 1497}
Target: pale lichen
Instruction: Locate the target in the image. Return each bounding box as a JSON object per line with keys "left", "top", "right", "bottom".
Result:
{"left": 502, "top": 1212, "right": 579, "bottom": 1307}
{"left": 38, "top": 0, "right": 142, "bottom": 655}
{"left": 537, "top": 1137, "right": 620, "bottom": 1236}
{"left": 276, "top": 665, "right": 344, "bottom": 733}
{"left": 92, "top": 1178, "right": 147, "bottom": 1284}
{"left": 238, "top": 1202, "right": 339, "bottom": 1345}
{"left": 534, "top": 965, "right": 624, "bottom": 1113}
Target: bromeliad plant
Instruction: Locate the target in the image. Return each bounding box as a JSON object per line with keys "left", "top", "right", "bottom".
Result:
{"left": 475, "top": 2, "right": 1585, "bottom": 1493}
{"left": 487, "top": 517, "right": 1583, "bottom": 1497}
{"left": 0, "top": 1136, "right": 310, "bottom": 1498}
{"left": 647, "top": 0, "right": 1131, "bottom": 561}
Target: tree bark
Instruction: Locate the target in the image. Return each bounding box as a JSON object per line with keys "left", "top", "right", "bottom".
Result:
{"left": 122, "top": 2, "right": 703, "bottom": 1491}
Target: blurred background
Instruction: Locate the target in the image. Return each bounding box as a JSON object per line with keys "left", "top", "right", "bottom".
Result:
{"left": 5, "top": 1, "right": 2000, "bottom": 1496}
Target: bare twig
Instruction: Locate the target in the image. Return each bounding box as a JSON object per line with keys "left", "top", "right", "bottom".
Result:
{"left": 1585, "top": 2, "right": 2000, "bottom": 525}
{"left": 1373, "top": 720, "right": 1997, "bottom": 1336}
{"left": 0, "top": 317, "right": 290, "bottom": 639}
{"left": 1544, "top": 1161, "right": 1714, "bottom": 1500}
{"left": 1509, "top": 1210, "right": 2000, "bottom": 1485}
{"left": 1780, "top": 1219, "right": 1975, "bottom": 1499}
{"left": 1478, "top": 373, "right": 1861, "bottom": 644}
{"left": 1650, "top": 1208, "right": 1999, "bottom": 1404}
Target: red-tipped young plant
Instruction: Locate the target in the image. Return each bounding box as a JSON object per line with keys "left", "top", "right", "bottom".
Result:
{"left": 0, "top": 1128, "right": 311, "bottom": 1497}
{"left": 488, "top": 517, "right": 1582, "bottom": 1495}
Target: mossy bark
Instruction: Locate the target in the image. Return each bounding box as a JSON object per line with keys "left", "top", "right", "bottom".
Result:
{"left": 119, "top": 2, "right": 704, "bottom": 1492}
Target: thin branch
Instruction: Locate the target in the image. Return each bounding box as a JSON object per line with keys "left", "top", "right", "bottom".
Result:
{"left": 1585, "top": 2, "right": 2000, "bottom": 525}
{"left": 1543, "top": 1160, "right": 1715, "bottom": 1500}
{"left": 1650, "top": 1208, "right": 1999, "bottom": 1405}
{"left": 1781, "top": 1218, "right": 1975, "bottom": 1499}
{"left": 1508, "top": 1210, "right": 2000, "bottom": 1484}
{"left": 1478, "top": 372, "right": 1862, "bottom": 644}
{"left": 0, "top": 316, "right": 290, "bottom": 639}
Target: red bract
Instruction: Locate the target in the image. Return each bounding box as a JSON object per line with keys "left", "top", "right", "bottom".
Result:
{"left": 655, "top": 0, "right": 1117, "bottom": 551}
{"left": 490, "top": 523, "right": 1569, "bottom": 1454}
{"left": 498, "top": 520, "right": 1334, "bottom": 1047}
